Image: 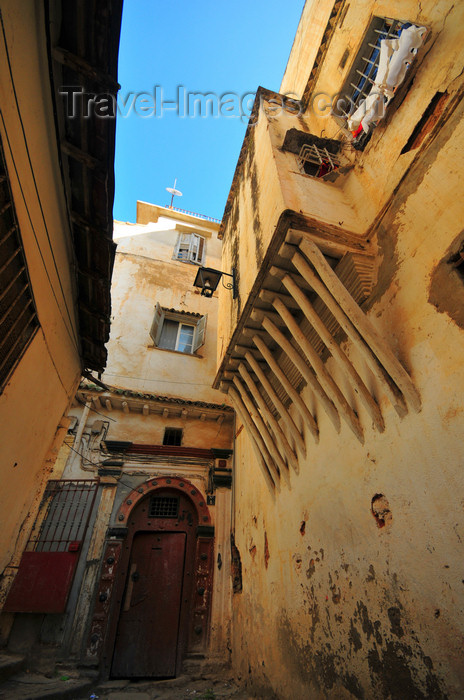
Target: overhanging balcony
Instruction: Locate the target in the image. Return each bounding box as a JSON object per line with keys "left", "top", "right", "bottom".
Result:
{"left": 214, "top": 227, "right": 421, "bottom": 492}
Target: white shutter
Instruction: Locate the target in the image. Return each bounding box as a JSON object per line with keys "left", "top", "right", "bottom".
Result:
{"left": 174, "top": 233, "right": 190, "bottom": 261}
{"left": 189, "top": 234, "right": 198, "bottom": 262}
{"left": 196, "top": 236, "right": 205, "bottom": 264}
{"left": 149, "top": 303, "right": 165, "bottom": 345}
{"left": 193, "top": 314, "right": 207, "bottom": 352}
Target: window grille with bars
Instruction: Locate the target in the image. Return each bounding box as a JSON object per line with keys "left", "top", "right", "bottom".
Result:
{"left": 297, "top": 143, "right": 340, "bottom": 178}
{"left": 0, "top": 136, "right": 39, "bottom": 392}
{"left": 3, "top": 479, "right": 99, "bottom": 614}
{"left": 148, "top": 496, "right": 179, "bottom": 518}
{"left": 163, "top": 428, "right": 183, "bottom": 446}
{"left": 27, "top": 479, "right": 98, "bottom": 552}
{"left": 334, "top": 17, "right": 426, "bottom": 144}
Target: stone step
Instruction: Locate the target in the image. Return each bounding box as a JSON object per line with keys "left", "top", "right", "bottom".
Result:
{"left": 182, "top": 657, "right": 232, "bottom": 679}
{"left": 0, "top": 672, "right": 94, "bottom": 699}
{"left": 0, "top": 653, "right": 26, "bottom": 683}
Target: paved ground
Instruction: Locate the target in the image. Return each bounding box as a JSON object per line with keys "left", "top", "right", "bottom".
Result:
{"left": 0, "top": 657, "right": 254, "bottom": 700}
{"left": 81, "top": 673, "right": 251, "bottom": 700}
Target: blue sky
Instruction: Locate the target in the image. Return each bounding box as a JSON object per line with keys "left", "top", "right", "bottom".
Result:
{"left": 113, "top": 0, "right": 304, "bottom": 223}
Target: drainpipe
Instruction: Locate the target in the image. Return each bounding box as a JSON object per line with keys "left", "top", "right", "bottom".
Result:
{"left": 69, "top": 399, "right": 91, "bottom": 475}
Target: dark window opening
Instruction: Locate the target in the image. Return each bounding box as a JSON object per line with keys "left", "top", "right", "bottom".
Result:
{"left": 148, "top": 496, "right": 179, "bottom": 518}
{"left": 282, "top": 128, "right": 341, "bottom": 179}
{"left": 449, "top": 242, "right": 464, "bottom": 281}
{"left": 0, "top": 135, "right": 39, "bottom": 392}
{"left": 401, "top": 92, "right": 448, "bottom": 154}
{"left": 163, "top": 427, "right": 183, "bottom": 446}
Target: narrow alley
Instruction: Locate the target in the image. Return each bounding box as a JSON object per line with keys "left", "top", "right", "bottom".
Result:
{"left": 0, "top": 654, "right": 251, "bottom": 700}
{"left": 1, "top": 1, "right": 464, "bottom": 698}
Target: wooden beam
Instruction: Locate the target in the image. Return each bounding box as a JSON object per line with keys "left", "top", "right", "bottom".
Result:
{"left": 252, "top": 335, "right": 319, "bottom": 442}
{"left": 61, "top": 140, "right": 102, "bottom": 169}
{"left": 228, "top": 387, "right": 278, "bottom": 493}
{"left": 281, "top": 274, "right": 385, "bottom": 433}
{"left": 259, "top": 288, "right": 300, "bottom": 310}
{"left": 269, "top": 265, "right": 286, "bottom": 281}
{"left": 272, "top": 298, "right": 364, "bottom": 443}
{"left": 250, "top": 308, "right": 285, "bottom": 327}
{"left": 245, "top": 351, "right": 306, "bottom": 456}
{"left": 52, "top": 47, "right": 119, "bottom": 91}
{"left": 292, "top": 251, "right": 407, "bottom": 416}
{"left": 298, "top": 240, "right": 421, "bottom": 413}
{"left": 232, "top": 377, "right": 284, "bottom": 486}
{"left": 262, "top": 316, "right": 341, "bottom": 434}
{"left": 238, "top": 363, "right": 298, "bottom": 474}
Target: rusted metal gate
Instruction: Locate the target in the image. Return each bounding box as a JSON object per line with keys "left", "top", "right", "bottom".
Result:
{"left": 4, "top": 479, "right": 98, "bottom": 613}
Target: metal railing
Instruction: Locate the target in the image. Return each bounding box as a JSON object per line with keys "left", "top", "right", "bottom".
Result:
{"left": 164, "top": 205, "right": 221, "bottom": 224}
{"left": 297, "top": 143, "right": 340, "bottom": 178}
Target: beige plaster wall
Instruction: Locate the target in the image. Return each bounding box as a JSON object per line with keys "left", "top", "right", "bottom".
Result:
{"left": 218, "top": 0, "right": 464, "bottom": 372}
{"left": 281, "top": 0, "right": 464, "bottom": 226}
{"left": 103, "top": 206, "right": 229, "bottom": 406}
{"left": 230, "top": 110, "right": 464, "bottom": 695}
{"left": 222, "top": 1, "right": 464, "bottom": 696}
{"left": 0, "top": 2, "right": 81, "bottom": 576}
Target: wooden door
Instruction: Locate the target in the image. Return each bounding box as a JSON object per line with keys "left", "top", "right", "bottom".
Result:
{"left": 111, "top": 531, "right": 186, "bottom": 678}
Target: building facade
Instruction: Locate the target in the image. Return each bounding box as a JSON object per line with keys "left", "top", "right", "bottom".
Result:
{"left": 215, "top": 1, "right": 464, "bottom": 698}
{"left": 0, "top": 0, "right": 121, "bottom": 649}
{"left": 2, "top": 203, "right": 235, "bottom": 678}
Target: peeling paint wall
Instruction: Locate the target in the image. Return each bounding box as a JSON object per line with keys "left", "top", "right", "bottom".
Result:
{"left": 220, "top": 1, "right": 464, "bottom": 697}
{"left": 106, "top": 204, "right": 228, "bottom": 405}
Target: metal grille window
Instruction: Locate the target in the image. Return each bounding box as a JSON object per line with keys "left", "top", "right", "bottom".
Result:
{"left": 3, "top": 479, "right": 98, "bottom": 614}
{"left": 148, "top": 496, "right": 179, "bottom": 518}
{"left": 344, "top": 18, "right": 403, "bottom": 112}
{"left": 0, "top": 136, "right": 39, "bottom": 392}
{"left": 163, "top": 428, "right": 183, "bottom": 446}
{"left": 27, "top": 479, "right": 98, "bottom": 553}
{"left": 297, "top": 144, "right": 340, "bottom": 178}
{"left": 334, "top": 17, "right": 426, "bottom": 144}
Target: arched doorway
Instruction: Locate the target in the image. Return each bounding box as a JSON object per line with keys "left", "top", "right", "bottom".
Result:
{"left": 106, "top": 477, "right": 214, "bottom": 679}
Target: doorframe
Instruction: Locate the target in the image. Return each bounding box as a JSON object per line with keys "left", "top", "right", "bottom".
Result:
{"left": 95, "top": 476, "right": 214, "bottom": 679}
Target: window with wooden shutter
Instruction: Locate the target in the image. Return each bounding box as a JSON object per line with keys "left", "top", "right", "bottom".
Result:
{"left": 193, "top": 313, "right": 207, "bottom": 352}
{"left": 149, "top": 302, "right": 165, "bottom": 344}
{"left": 150, "top": 306, "right": 207, "bottom": 354}
{"left": 173, "top": 233, "right": 205, "bottom": 264}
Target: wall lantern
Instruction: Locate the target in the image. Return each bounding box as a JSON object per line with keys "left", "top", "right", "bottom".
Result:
{"left": 193, "top": 267, "right": 237, "bottom": 299}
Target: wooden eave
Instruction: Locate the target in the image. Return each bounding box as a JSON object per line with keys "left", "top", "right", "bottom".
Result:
{"left": 47, "top": 0, "right": 123, "bottom": 372}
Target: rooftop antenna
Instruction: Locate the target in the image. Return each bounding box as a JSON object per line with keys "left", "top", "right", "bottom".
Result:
{"left": 166, "top": 178, "right": 183, "bottom": 208}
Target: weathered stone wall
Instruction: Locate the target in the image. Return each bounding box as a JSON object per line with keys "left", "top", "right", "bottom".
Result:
{"left": 221, "top": 1, "right": 464, "bottom": 697}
